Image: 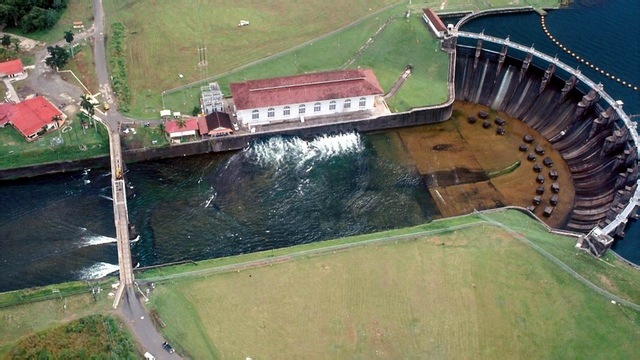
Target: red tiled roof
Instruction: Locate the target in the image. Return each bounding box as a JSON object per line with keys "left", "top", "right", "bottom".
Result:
{"left": 9, "top": 96, "right": 63, "bottom": 137}
{"left": 165, "top": 118, "right": 200, "bottom": 134}
{"left": 230, "top": 68, "right": 384, "bottom": 110}
{"left": 198, "top": 112, "right": 233, "bottom": 135}
{"left": 423, "top": 8, "right": 446, "bottom": 32}
{"left": 0, "top": 103, "right": 12, "bottom": 126}
{"left": 0, "top": 59, "right": 23, "bottom": 77}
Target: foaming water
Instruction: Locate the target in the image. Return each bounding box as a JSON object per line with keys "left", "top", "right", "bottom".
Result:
{"left": 81, "top": 235, "right": 118, "bottom": 247}
{"left": 246, "top": 133, "right": 363, "bottom": 168}
{"left": 126, "top": 132, "right": 437, "bottom": 268}
{"left": 79, "top": 262, "right": 119, "bottom": 280}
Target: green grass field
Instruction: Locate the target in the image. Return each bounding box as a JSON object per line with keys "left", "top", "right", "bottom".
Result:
{"left": 0, "top": 291, "right": 111, "bottom": 357}
{"left": 160, "top": 7, "right": 450, "bottom": 117}
{"left": 0, "top": 117, "right": 108, "bottom": 170}
{"left": 147, "top": 209, "right": 640, "bottom": 359}
{"left": 5, "top": 314, "right": 137, "bottom": 359}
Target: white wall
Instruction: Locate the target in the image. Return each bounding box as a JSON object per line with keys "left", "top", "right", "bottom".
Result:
{"left": 237, "top": 95, "right": 377, "bottom": 126}
{"left": 169, "top": 130, "right": 197, "bottom": 138}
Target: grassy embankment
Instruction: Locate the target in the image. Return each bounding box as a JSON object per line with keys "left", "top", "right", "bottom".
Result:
{"left": 0, "top": 281, "right": 113, "bottom": 357}
{"left": 0, "top": 119, "right": 108, "bottom": 170}
{"left": 419, "top": 0, "right": 561, "bottom": 12}
{"left": 142, "top": 208, "right": 640, "bottom": 358}
{"left": 159, "top": 5, "right": 450, "bottom": 116}
{"left": 5, "top": 314, "right": 137, "bottom": 359}
{"left": 102, "top": 0, "right": 448, "bottom": 118}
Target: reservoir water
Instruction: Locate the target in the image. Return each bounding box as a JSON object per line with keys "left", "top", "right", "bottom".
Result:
{"left": 458, "top": 0, "right": 640, "bottom": 265}
{"left": 1, "top": 0, "right": 638, "bottom": 292}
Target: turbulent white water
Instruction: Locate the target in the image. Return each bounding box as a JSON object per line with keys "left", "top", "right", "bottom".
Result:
{"left": 79, "top": 262, "right": 119, "bottom": 280}
{"left": 81, "top": 235, "right": 117, "bottom": 247}
{"left": 246, "top": 133, "right": 363, "bottom": 168}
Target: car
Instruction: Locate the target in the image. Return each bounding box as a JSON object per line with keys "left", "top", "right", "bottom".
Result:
{"left": 162, "top": 341, "right": 175, "bottom": 354}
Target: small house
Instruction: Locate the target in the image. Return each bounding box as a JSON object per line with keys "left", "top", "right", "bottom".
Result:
{"left": 165, "top": 117, "right": 199, "bottom": 142}
{"left": 0, "top": 96, "right": 65, "bottom": 141}
{"left": 0, "top": 59, "right": 24, "bottom": 79}
{"left": 198, "top": 112, "right": 233, "bottom": 137}
{"left": 422, "top": 8, "right": 447, "bottom": 39}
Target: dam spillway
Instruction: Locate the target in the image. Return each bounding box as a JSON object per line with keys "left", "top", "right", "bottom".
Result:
{"left": 452, "top": 34, "right": 639, "bottom": 243}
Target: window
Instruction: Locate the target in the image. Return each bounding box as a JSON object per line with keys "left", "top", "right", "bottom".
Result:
{"left": 329, "top": 100, "right": 336, "bottom": 110}
{"left": 344, "top": 99, "right": 351, "bottom": 109}
{"left": 359, "top": 97, "right": 367, "bottom": 108}
{"left": 252, "top": 109, "right": 259, "bottom": 119}
{"left": 283, "top": 106, "right": 290, "bottom": 116}
{"left": 267, "top": 108, "right": 275, "bottom": 118}
{"left": 314, "top": 102, "right": 321, "bottom": 112}
{"left": 299, "top": 104, "right": 306, "bottom": 114}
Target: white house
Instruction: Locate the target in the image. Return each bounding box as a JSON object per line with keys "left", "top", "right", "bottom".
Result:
{"left": 422, "top": 8, "right": 447, "bottom": 39}
{"left": 230, "top": 68, "right": 384, "bottom": 127}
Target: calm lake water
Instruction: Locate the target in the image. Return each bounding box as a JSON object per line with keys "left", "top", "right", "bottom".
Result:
{"left": 0, "top": 0, "right": 638, "bottom": 292}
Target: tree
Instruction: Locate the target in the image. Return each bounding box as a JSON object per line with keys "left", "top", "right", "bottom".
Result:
{"left": 63, "top": 29, "right": 74, "bottom": 57}
{"left": 1, "top": 34, "right": 11, "bottom": 49}
{"left": 80, "top": 94, "right": 95, "bottom": 117}
{"left": 45, "top": 45, "right": 70, "bottom": 70}
{"left": 176, "top": 118, "right": 187, "bottom": 128}
{"left": 12, "top": 38, "right": 20, "bottom": 52}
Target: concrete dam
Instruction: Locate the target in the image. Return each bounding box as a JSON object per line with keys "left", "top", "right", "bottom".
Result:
{"left": 452, "top": 34, "right": 639, "bottom": 243}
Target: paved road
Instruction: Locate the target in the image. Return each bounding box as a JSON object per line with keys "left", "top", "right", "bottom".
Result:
{"left": 91, "top": 0, "right": 179, "bottom": 358}
{"left": 118, "top": 286, "right": 180, "bottom": 360}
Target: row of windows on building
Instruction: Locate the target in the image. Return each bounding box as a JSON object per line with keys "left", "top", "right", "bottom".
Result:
{"left": 251, "top": 98, "right": 368, "bottom": 120}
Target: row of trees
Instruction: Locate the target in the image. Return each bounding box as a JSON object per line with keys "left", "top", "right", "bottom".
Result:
{"left": 0, "top": 0, "right": 69, "bottom": 33}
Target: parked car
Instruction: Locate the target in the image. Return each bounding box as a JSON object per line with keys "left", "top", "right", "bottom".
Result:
{"left": 162, "top": 342, "right": 175, "bottom": 354}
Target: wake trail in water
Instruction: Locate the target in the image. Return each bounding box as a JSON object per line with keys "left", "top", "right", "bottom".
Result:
{"left": 79, "top": 262, "right": 119, "bottom": 280}
{"left": 81, "top": 235, "right": 117, "bottom": 247}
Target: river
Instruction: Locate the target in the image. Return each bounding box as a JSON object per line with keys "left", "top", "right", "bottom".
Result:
{"left": 0, "top": 0, "right": 638, "bottom": 292}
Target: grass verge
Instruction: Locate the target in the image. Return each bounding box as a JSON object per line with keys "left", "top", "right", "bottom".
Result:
{"left": 146, "top": 209, "right": 640, "bottom": 358}
{"left": 0, "top": 117, "right": 109, "bottom": 170}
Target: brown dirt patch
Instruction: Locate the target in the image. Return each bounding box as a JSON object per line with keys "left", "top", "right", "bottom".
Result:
{"left": 397, "top": 101, "right": 575, "bottom": 228}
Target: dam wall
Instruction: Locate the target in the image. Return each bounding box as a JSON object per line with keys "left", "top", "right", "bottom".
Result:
{"left": 0, "top": 104, "right": 452, "bottom": 180}
{"left": 122, "top": 105, "right": 453, "bottom": 163}
{"left": 454, "top": 38, "right": 639, "bottom": 238}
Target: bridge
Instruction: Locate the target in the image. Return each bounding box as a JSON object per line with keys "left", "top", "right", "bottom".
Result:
{"left": 455, "top": 30, "right": 640, "bottom": 238}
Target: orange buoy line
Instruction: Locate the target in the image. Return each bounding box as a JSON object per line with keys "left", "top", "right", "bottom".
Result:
{"left": 540, "top": 15, "right": 638, "bottom": 91}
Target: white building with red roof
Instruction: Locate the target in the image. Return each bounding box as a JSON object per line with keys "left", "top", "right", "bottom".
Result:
{"left": 0, "top": 59, "right": 24, "bottom": 79}
{"left": 422, "top": 8, "right": 447, "bottom": 38}
{"left": 164, "top": 117, "right": 200, "bottom": 141}
{"left": 230, "top": 68, "right": 384, "bottom": 127}
{"left": 0, "top": 96, "right": 65, "bottom": 141}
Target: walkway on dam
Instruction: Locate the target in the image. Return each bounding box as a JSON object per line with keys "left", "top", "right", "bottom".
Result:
{"left": 455, "top": 30, "right": 640, "bottom": 237}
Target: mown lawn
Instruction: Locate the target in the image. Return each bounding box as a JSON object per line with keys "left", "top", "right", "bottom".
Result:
{"left": 148, "top": 210, "right": 640, "bottom": 358}
{"left": 103, "top": 0, "right": 399, "bottom": 117}
{"left": 161, "top": 7, "right": 450, "bottom": 116}
{"left": 484, "top": 210, "right": 640, "bottom": 303}
{"left": 0, "top": 117, "right": 108, "bottom": 170}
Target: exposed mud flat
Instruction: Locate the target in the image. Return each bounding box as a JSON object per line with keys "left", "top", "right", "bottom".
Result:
{"left": 393, "top": 101, "right": 575, "bottom": 228}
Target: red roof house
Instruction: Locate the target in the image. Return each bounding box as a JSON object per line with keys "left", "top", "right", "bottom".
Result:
{"left": 422, "top": 8, "right": 447, "bottom": 38}
{"left": 231, "top": 68, "right": 383, "bottom": 110}
{"left": 198, "top": 112, "right": 233, "bottom": 137}
{"left": 0, "top": 59, "right": 24, "bottom": 78}
{"left": 164, "top": 117, "right": 200, "bottom": 139}
{"left": 230, "top": 68, "right": 384, "bottom": 125}
{"left": 1, "top": 96, "right": 65, "bottom": 140}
